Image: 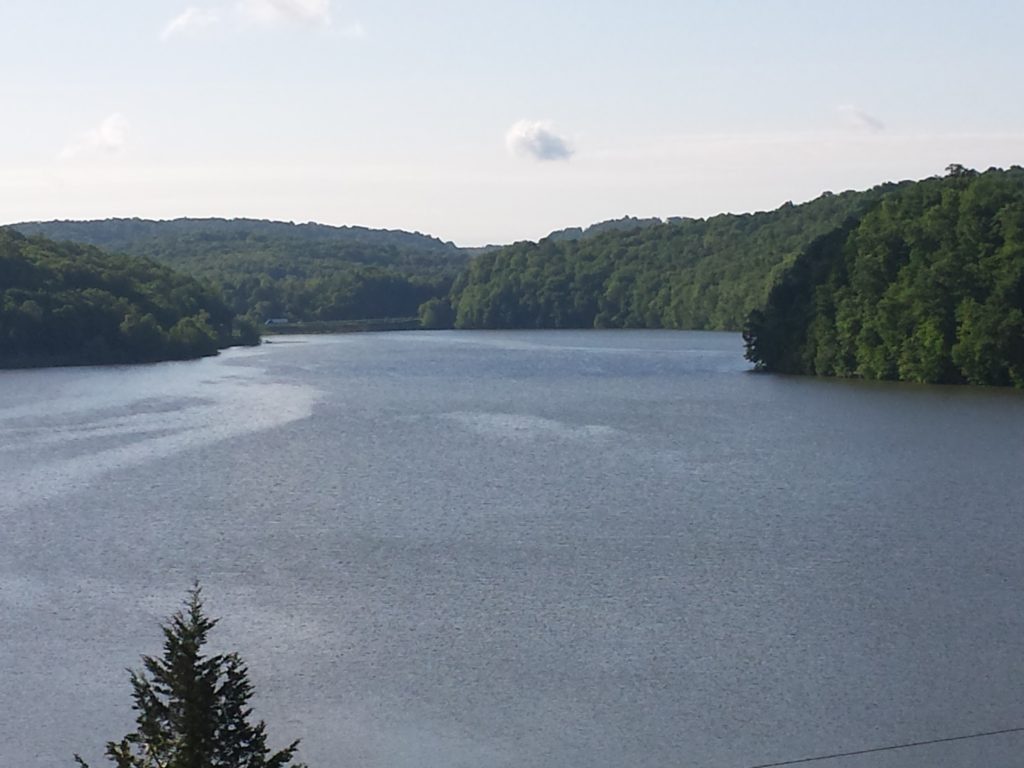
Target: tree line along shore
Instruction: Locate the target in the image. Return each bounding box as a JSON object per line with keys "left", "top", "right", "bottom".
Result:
{"left": 5, "top": 164, "right": 1023, "bottom": 386}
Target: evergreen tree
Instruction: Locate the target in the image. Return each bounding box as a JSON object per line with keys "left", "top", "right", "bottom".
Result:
{"left": 75, "top": 586, "right": 306, "bottom": 768}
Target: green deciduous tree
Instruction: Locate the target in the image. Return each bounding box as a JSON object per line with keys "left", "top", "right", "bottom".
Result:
{"left": 75, "top": 586, "right": 306, "bottom": 768}
{"left": 417, "top": 297, "right": 455, "bottom": 329}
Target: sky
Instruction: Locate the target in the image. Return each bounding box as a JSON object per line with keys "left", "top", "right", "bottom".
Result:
{"left": 2, "top": 0, "right": 1024, "bottom": 245}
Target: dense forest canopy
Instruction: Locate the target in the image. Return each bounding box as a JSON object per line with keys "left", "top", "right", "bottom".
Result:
{"left": 0, "top": 228, "right": 251, "bottom": 367}
{"left": 447, "top": 186, "right": 901, "bottom": 331}
{"left": 744, "top": 165, "right": 1024, "bottom": 387}
{"left": 13, "top": 218, "right": 470, "bottom": 324}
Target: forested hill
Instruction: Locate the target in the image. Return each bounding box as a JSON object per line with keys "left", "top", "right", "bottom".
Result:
{"left": 0, "top": 228, "right": 252, "bottom": 368}
{"left": 12, "top": 218, "right": 470, "bottom": 324}
{"left": 448, "top": 185, "right": 901, "bottom": 330}
{"left": 14, "top": 217, "right": 461, "bottom": 262}
{"left": 744, "top": 166, "right": 1024, "bottom": 387}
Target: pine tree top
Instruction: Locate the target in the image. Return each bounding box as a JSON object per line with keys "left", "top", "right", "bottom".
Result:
{"left": 75, "top": 585, "right": 307, "bottom": 768}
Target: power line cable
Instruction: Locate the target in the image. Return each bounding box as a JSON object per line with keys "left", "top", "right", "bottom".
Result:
{"left": 746, "top": 725, "right": 1024, "bottom": 768}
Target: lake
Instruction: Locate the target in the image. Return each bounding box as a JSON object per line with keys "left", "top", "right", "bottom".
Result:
{"left": 2, "top": 330, "right": 1023, "bottom": 768}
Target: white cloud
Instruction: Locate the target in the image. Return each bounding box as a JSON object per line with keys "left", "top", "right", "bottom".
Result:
{"left": 506, "top": 120, "right": 574, "bottom": 162}
{"left": 237, "top": 0, "right": 332, "bottom": 26}
{"left": 161, "top": 6, "right": 221, "bottom": 40}
{"left": 837, "top": 105, "right": 885, "bottom": 133}
{"left": 59, "top": 114, "right": 130, "bottom": 160}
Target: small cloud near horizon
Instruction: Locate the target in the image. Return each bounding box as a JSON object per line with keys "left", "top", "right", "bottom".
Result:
{"left": 837, "top": 105, "right": 885, "bottom": 133}
{"left": 506, "top": 120, "right": 574, "bottom": 162}
{"left": 161, "top": 6, "right": 221, "bottom": 40}
{"left": 58, "top": 113, "right": 130, "bottom": 160}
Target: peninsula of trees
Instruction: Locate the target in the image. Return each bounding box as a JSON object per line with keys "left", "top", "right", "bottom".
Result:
{"left": 743, "top": 166, "right": 1024, "bottom": 387}
{"left": 0, "top": 228, "right": 252, "bottom": 367}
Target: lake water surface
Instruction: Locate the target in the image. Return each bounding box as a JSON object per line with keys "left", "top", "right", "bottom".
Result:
{"left": 2, "top": 330, "right": 1023, "bottom": 768}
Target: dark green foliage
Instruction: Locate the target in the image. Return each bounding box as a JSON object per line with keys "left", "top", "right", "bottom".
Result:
{"left": 417, "top": 297, "right": 456, "bottom": 329}
{"left": 742, "top": 222, "right": 861, "bottom": 373}
{"left": 0, "top": 228, "right": 247, "bottom": 367}
{"left": 14, "top": 218, "right": 468, "bottom": 325}
{"left": 545, "top": 215, "right": 667, "bottom": 242}
{"left": 74, "top": 586, "right": 306, "bottom": 768}
{"left": 449, "top": 187, "right": 896, "bottom": 331}
{"left": 744, "top": 166, "right": 1024, "bottom": 387}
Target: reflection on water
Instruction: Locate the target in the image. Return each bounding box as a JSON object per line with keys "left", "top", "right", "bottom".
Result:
{"left": 0, "top": 349, "right": 318, "bottom": 510}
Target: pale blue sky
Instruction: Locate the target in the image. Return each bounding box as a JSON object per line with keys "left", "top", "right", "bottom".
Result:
{"left": 3, "top": 0, "right": 1023, "bottom": 244}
